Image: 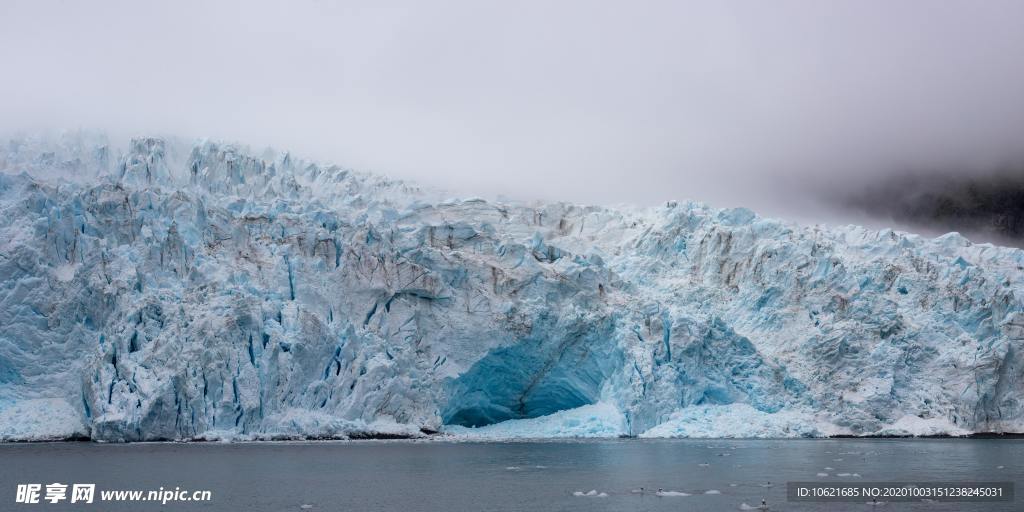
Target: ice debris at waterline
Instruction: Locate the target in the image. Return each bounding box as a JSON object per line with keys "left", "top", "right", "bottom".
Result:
{"left": 655, "top": 490, "right": 691, "bottom": 497}
{"left": 2, "top": 132, "right": 1024, "bottom": 441}
{"left": 572, "top": 490, "right": 607, "bottom": 498}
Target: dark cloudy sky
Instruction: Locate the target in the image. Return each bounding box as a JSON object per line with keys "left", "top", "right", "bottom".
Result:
{"left": 2, "top": 1, "right": 1024, "bottom": 240}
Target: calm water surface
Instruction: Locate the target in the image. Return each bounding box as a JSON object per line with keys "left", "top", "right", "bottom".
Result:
{"left": 2, "top": 439, "right": 1020, "bottom": 511}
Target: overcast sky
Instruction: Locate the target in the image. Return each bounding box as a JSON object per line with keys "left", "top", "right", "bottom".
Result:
{"left": 2, "top": 0, "right": 1024, "bottom": 226}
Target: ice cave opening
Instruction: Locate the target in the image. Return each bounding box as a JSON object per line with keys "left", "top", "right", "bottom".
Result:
{"left": 442, "top": 333, "right": 621, "bottom": 428}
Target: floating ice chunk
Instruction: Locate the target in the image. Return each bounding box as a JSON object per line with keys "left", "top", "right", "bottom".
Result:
{"left": 816, "top": 472, "right": 829, "bottom": 477}
{"left": 705, "top": 489, "right": 721, "bottom": 494}
{"left": 656, "top": 490, "right": 691, "bottom": 497}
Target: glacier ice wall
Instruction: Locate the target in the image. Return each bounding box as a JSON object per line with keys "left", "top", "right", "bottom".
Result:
{"left": 2, "top": 132, "right": 1024, "bottom": 440}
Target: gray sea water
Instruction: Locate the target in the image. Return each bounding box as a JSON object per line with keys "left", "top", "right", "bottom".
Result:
{"left": 1, "top": 439, "right": 1020, "bottom": 511}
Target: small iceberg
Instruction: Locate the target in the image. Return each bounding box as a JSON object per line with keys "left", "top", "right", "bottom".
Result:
{"left": 705, "top": 489, "right": 721, "bottom": 494}
{"left": 655, "top": 490, "right": 691, "bottom": 497}
{"left": 816, "top": 472, "right": 829, "bottom": 477}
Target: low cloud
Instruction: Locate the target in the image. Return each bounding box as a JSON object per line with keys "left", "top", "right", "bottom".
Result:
{"left": 1, "top": 1, "right": 1023, "bottom": 244}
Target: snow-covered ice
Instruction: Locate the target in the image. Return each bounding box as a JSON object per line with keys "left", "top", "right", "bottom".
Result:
{"left": 655, "top": 490, "right": 691, "bottom": 497}
{"left": 3, "top": 131, "right": 1024, "bottom": 441}
{"left": 444, "top": 403, "right": 625, "bottom": 438}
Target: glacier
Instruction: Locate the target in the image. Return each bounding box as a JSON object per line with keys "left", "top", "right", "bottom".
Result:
{"left": 2, "top": 131, "right": 1024, "bottom": 441}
